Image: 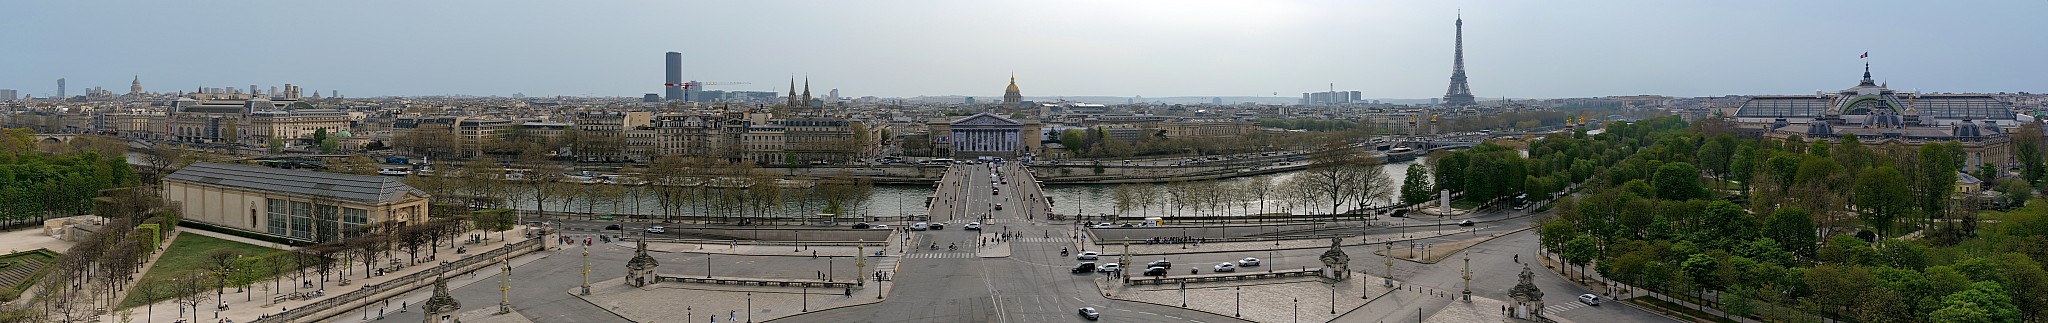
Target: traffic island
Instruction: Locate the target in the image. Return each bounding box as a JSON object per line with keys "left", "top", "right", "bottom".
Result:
{"left": 1094, "top": 273, "right": 1390, "bottom": 323}
{"left": 574, "top": 276, "right": 886, "bottom": 323}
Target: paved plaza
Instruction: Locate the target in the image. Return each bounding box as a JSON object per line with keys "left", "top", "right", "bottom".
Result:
{"left": 306, "top": 163, "right": 1674, "bottom": 323}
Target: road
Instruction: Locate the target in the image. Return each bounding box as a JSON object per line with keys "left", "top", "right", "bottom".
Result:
{"left": 780, "top": 162, "right": 1239, "bottom": 322}
{"left": 356, "top": 161, "right": 1666, "bottom": 323}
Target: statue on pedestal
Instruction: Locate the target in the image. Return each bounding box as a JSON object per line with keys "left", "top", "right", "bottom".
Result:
{"left": 1319, "top": 238, "right": 1350, "bottom": 281}
{"left": 626, "top": 239, "right": 660, "bottom": 287}
{"left": 1508, "top": 264, "right": 1546, "bottom": 321}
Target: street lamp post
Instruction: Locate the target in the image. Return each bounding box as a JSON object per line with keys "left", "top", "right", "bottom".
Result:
{"left": 1462, "top": 253, "right": 1472, "bottom": 303}
{"left": 580, "top": 246, "right": 591, "bottom": 296}
{"left": 1292, "top": 297, "right": 1299, "bottom": 323}
{"left": 1330, "top": 281, "right": 1336, "bottom": 314}
{"left": 746, "top": 292, "right": 753, "bottom": 323}
{"left": 1383, "top": 243, "right": 1393, "bottom": 288}
{"left": 1235, "top": 286, "right": 1241, "bottom": 317}
{"left": 499, "top": 259, "right": 512, "bottom": 314}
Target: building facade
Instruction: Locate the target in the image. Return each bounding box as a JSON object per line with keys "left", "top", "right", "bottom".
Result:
{"left": 1732, "top": 64, "right": 2017, "bottom": 171}
{"left": 929, "top": 113, "right": 1041, "bottom": 158}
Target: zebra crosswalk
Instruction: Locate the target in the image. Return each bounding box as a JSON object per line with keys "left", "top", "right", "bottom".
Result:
{"left": 1543, "top": 301, "right": 1592, "bottom": 315}
{"left": 1014, "top": 237, "right": 1073, "bottom": 243}
{"left": 904, "top": 252, "right": 978, "bottom": 259}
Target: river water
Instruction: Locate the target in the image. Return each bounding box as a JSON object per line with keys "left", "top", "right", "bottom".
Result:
{"left": 504, "top": 157, "right": 1426, "bottom": 219}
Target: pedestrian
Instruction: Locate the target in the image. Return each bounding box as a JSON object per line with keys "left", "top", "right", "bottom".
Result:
{"left": 730, "top": 310, "right": 736, "bottom": 321}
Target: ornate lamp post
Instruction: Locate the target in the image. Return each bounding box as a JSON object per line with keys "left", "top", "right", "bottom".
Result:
{"left": 498, "top": 259, "right": 512, "bottom": 314}
{"left": 856, "top": 240, "right": 867, "bottom": 286}
{"left": 580, "top": 245, "right": 591, "bottom": 295}
{"left": 1462, "top": 252, "right": 1472, "bottom": 303}
{"left": 1383, "top": 243, "right": 1394, "bottom": 287}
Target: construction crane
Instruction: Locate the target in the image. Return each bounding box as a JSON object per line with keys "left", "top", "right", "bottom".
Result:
{"left": 677, "top": 81, "right": 750, "bottom": 89}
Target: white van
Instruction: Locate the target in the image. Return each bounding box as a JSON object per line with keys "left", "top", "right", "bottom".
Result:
{"left": 911, "top": 222, "right": 930, "bottom": 231}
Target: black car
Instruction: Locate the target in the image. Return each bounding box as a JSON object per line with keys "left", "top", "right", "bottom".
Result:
{"left": 1458, "top": 220, "right": 1474, "bottom": 227}
{"left": 1146, "top": 260, "right": 1172, "bottom": 269}
{"left": 604, "top": 224, "right": 622, "bottom": 230}
{"left": 1071, "top": 262, "right": 1097, "bottom": 273}
{"left": 1142, "top": 266, "right": 1169, "bottom": 276}
{"left": 852, "top": 222, "right": 872, "bottom": 229}
{"left": 929, "top": 223, "right": 945, "bottom": 230}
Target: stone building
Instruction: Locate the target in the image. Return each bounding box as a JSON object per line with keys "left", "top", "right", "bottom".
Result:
{"left": 1507, "top": 264, "right": 1544, "bottom": 321}
{"left": 162, "top": 162, "right": 430, "bottom": 243}
{"left": 927, "top": 113, "right": 1041, "bottom": 158}
{"left": 1732, "top": 63, "right": 2017, "bottom": 171}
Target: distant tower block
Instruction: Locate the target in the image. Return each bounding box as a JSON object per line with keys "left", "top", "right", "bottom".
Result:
{"left": 1441, "top": 14, "right": 1477, "bottom": 106}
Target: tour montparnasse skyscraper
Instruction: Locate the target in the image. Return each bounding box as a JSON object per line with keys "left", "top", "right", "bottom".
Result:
{"left": 1441, "top": 13, "right": 1477, "bottom": 107}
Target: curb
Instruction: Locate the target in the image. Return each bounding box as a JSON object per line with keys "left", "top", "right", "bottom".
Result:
{"left": 1377, "top": 226, "right": 1536, "bottom": 265}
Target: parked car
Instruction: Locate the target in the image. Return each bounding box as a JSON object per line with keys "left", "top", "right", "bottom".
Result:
{"left": 911, "top": 222, "right": 929, "bottom": 231}
{"left": 1213, "top": 263, "right": 1237, "bottom": 272}
{"left": 646, "top": 226, "right": 666, "bottom": 234}
{"left": 1146, "top": 260, "right": 1172, "bottom": 269}
{"left": 1578, "top": 294, "right": 1601, "bottom": 306}
{"left": 1077, "top": 251, "right": 1100, "bottom": 260}
{"left": 1239, "top": 257, "right": 1262, "bottom": 267}
{"left": 1071, "top": 262, "right": 1097, "bottom": 273}
{"left": 1142, "top": 266, "right": 1169, "bottom": 276}
{"left": 1078, "top": 307, "right": 1101, "bottom": 320}
{"left": 1096, "top": 263, "right": 1122, "bottom": 273}
{"left": 965, "top": 222, "right": 982, "bottom": 230}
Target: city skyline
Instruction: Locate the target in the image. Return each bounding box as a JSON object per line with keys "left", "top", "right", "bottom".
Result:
{"left": 6, "top": 1, "right": 2046, "bottom": 99}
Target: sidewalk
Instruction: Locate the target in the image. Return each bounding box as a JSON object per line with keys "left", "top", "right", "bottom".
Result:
{"left": 1099, "top": 272, "right": 1390, "bottom": 323}
{"left": 124, "top": 227, "right": 537, "bottom": 323}
{"left": 1089, "top": 223, "right": 1498, "bottom": 257}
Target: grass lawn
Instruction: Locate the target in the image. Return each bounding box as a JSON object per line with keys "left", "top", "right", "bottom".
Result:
{"left": 119, "top": 233, "right": 285, "bottom": 308}
{"left": 1450, "top": 199, "right": 1484, "bottom": 210}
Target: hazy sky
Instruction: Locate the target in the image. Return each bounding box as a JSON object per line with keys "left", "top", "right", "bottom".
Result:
{"left": 7, "top": 1, "right": 2045, "bottom": 99}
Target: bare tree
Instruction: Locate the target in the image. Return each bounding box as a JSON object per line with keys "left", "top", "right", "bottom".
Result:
{"left": 174, "top": 272, "right": 211, "bottom": 323}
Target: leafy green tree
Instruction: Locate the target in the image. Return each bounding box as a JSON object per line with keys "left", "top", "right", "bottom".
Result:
{"left": 1653, "top": 162, "right": 1704, "bottom": 201}
{"left": 1432, "top": 152, "right": 1469, "bottom": 196}
{"left": 1400, "top": 164, "right": 1433, "bottom": 206}
{"left": 312, "top": 128, "right": 328, "bottom": 146}
{"left": 268, "top": 137, "right": 285, "bottom": 154}
{"left": 1929, "top": 281, "right": 2022, "bottom": 323}
{"left": 1765, "top": 208, "right": 1818, "bottom": 260}
{"left": 1563, "top": 235, "right": 1599, "bottom": 282}
{"left": 1697, "top": 135, "right": 1733, "bottom": 181}
{"left": 1729, "top": 145, "right": 1756, "bottom": 189}
{"left": 1817, "top": 234, "right": 1875, "bottom": 265}
{"left": 1854, "top": 166, "right": 1911, "bottom": 240}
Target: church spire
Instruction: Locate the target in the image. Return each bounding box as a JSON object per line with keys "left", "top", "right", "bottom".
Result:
{"left": 801, "top": 77, "right": 812, "bottom": 107}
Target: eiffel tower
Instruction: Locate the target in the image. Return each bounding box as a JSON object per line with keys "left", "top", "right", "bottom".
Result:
{"left": 1441, "top": 13, "right": 1477, "bottom": 107}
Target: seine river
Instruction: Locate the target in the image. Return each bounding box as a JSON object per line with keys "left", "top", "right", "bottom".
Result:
{"left": 505, "top": 157, "right": 1426, "bottom": 219}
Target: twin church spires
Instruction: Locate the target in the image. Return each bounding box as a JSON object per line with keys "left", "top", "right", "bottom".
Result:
{"left": 786, "top": 77, "right": 812, "bottom": 107}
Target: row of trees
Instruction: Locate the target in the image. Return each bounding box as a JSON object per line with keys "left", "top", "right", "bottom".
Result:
{"left": 1104, "top": 146, "right": 1395, "bottom": 218}
{"left": 386, "top": 152, "right": 880, "bottom": 223}
{"left": 1538, "top": 117, "right": 2048, "bottom": 322}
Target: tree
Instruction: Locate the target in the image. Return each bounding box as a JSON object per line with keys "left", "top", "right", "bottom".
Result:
{"left": 1929, "top": 281, "right": 2022, "bottom": 323}
{"left": 1764, "top": 208, "right": 1818, "bottom": 260}
{"left": 1854, "top": 166, "right": 1910, "bottom": 241}
{"left": 1652, "top": 162, "right": 1704, "bottom": 201}
{"left": 1563, "top": 235, "right": 1599, "bottom": 282}
{"left": 312, "top": 128, "right": 329, "bottom": 146}
{"left": 268, "top": 137, "right": 286, "bottom": 154}
{"left": 1400, "top": 163, "right": 1434, "bottom": 206}
{"left": 2016, "top": 122, "right": 2046, "bottom": 185}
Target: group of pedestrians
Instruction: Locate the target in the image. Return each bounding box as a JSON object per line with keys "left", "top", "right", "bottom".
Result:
{"left": 556, "top": 234, "right": 597, "bottom": 246}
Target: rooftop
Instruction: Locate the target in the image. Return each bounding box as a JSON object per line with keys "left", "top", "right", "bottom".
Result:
{"left": 164, "top": 162, "right": 428, "bottom": 204}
